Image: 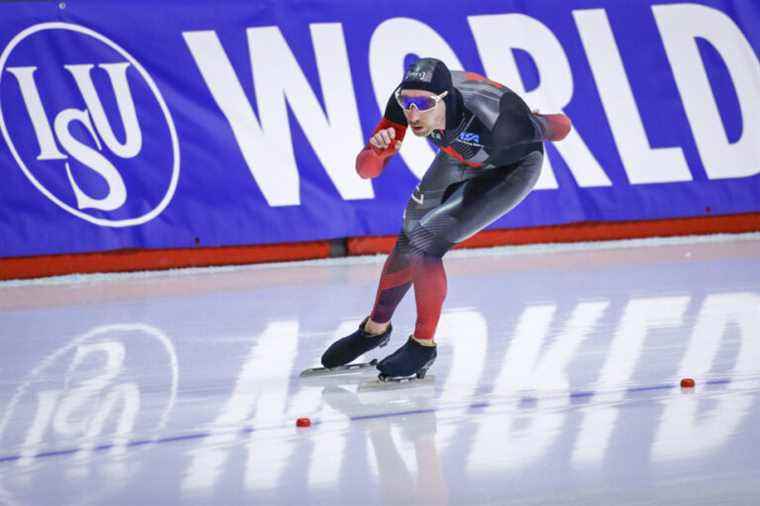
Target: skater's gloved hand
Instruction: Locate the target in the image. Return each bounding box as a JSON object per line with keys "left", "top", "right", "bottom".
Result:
{"left": 356, "top": 119, "right": 406, "bottom": 179}
{"left": 532, "top": 111, "right": 572, "bottom": 142}
{"left": 369, "top": 127, "right": 402, "bottom": 154}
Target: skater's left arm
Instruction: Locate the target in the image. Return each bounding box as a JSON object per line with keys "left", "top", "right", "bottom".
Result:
{"left": 491, "top": 92, "right": 572, "bottom": 150}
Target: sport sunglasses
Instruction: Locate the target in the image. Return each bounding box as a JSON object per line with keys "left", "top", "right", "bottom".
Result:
{"left": 395, "top": 89, "right": 448, "bottom": 112}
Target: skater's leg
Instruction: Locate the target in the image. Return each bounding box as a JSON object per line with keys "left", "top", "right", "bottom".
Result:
{"left": 369, "top": 234, "right": 413, "bottom": 328}
{"left": 374, "top": 227, "right": 450, "bottom": 378}
{"left": 377, "top": 153, "right": 543, "bottom": 378}
{"left": 319, "top": 237, "right": 412, "bottom": 368}
{"left": 371, "top": 226, "right": 451, "bottom": 344}
{"left": 409, "top": 253, "right": 447, "bottom": 342}
{"left": 403, "top": 212, "right": 456, "bottom": 344}
{"left": 403, "top": 153, "right": 542, "bottom": 342}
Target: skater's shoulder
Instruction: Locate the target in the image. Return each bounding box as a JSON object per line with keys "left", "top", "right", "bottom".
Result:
{"left": 453, "top": 71, "right": 512, "bottom": 130}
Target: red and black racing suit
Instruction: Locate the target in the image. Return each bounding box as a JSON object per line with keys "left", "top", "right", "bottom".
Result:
{"left": 358, "top": 71, "right": 571, "bottom": 341}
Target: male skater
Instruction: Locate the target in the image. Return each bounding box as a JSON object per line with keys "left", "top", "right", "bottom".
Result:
{"left": 321, "top": 58, "right": 571, "bottom": 380}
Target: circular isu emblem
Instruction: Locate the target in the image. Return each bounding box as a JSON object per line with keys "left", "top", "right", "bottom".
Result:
{"left": 0, "top": 23, "right": 180, "bottom": 227}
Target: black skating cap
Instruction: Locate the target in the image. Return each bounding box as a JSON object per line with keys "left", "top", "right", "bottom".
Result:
{"left": 398, "top": 58, "right": 452, "bottom": 95}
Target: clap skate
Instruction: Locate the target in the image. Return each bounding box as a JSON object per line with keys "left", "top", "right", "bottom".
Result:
{"left": 299, "top": 318, "right": 392, "bottom": 378}
{"left": 375, "top": 336, "right": 437, "bottom": 383}
{"left": 300, "top": 358, "right": 380, "bottom": 378}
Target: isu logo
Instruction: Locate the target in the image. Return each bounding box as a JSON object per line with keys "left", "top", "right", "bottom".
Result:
{"left": 0, "top": 23, "right": 179, "bottom": 227}
{"left": 0, "top": 323, "right": 178, "bottom": 475}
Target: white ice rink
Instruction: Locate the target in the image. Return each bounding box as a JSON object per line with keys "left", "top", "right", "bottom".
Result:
{"left": 1, "top": 233, "right": 759, "bottom": 505}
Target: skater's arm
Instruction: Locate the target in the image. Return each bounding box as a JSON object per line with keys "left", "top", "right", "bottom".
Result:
{"left": 491, "top": 92, "right": 572, "bottom": 149}
{"left": 356, "top": 94, "right": 408, "bottom": 179}
{"left": 532, "top": 112, "right": 571, "bottom": 142}
{"left": 356, "top": 118, "right": 407, "bottom": 179}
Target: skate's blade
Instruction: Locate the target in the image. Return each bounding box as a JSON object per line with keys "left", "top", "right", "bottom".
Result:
{"left": 299, "top": 359, "right": 378, "bottom": 378}
{"left": 357, "top": 374, "right": 436, "bottom": 392}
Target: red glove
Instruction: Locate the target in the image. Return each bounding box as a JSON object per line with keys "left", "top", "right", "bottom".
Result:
{"left": 534, "top": 113, "right": 572, "bottom": 141}
{"left": 356, "top": 119, "right": 407, "bottom": 179}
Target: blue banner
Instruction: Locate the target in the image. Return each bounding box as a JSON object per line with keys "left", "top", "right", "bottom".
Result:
{"left": 1, "top": 0, "right": 758, "bottom": 258}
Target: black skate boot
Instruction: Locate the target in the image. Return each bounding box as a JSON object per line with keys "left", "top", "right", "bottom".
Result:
{"left": 320, "top": 318, "right": 392, "bottom": 369}
{"left": 376, "top": 337, "right": 437, "bottom": 381}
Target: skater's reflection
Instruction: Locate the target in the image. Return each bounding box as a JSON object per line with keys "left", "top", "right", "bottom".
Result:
{"left": 321, "top": 386, "right": 449, "bottom": 506}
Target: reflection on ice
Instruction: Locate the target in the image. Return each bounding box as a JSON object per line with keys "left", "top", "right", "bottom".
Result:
{"left": 182, "top": 320, "right": 298, "bottom": 494}
{"left": 1, "top": 236, "right": 759, "bottom": 504}
{"left": 321, "top": 384, "right": 448, "bottom": 505}
{"left": 436, "top": 310, "right": 488, "bottom": 446}
{"left": 1, "top": 324, "right": 177, "bottom": 472}
{"left": 652, "top": 293, "right": 760, "bottom": 461}
{"left": 573, "top": 296, "right": 689, "bottom": 466}
{"left": 470, "top": 300, "right": 608, "bottom": 473}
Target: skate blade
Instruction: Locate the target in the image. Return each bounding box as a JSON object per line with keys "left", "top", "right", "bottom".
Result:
{"left": 299, "top": 359, "right": 378, "bottom": 378}
{"left": 357, "top": 374, "right": 436, "bottom": 392}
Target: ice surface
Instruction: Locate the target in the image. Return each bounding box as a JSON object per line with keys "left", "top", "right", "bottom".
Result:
{"left": 1, "top": 234, "right": 759, "bottom": 505}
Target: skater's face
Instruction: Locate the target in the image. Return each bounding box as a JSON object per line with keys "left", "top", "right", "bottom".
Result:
{"left": 396, "top": 89, "right": 447, "bottom": 137}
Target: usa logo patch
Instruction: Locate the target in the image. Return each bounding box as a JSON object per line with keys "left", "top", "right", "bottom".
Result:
{"left": 458, "top": 132, "right": 480, "bottom": 143}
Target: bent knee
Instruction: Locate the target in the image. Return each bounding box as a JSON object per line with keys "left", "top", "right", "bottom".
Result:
{"left": 406, "top": 224, "right": 454, "bottom": 257}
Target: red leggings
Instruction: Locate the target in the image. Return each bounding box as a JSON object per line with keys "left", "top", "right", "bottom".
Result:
{"left": 368, "top": 150, "right": 543, "bottom": 341}
{"left": 370, "top": 234, "right": 447, "bottom": 341}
